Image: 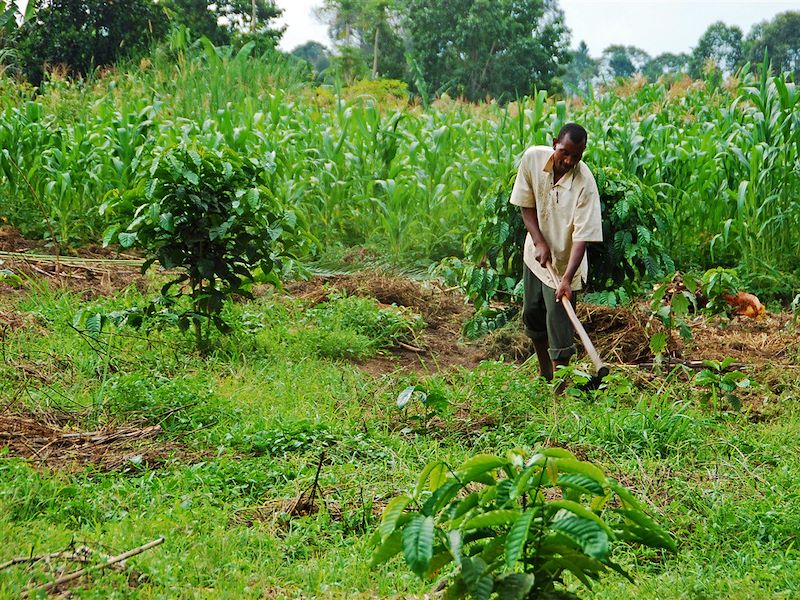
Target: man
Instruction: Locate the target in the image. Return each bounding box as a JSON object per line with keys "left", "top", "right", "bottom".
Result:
{"left": 509, "top": 123, "right": 603, "bottom": 381}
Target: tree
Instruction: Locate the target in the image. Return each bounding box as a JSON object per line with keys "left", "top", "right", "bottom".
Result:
{"left": 316, "top": 0, "right": 406, "bottom": 81}
{"left": 163, "top": 0, "right": 283, "bottom": 47}
{"left": 562, "top": 40, "right": 598, "bottom": 95}
{"left": 601, "top": 45, "right": 650, "bottom": 79}
{"left": 689, "top": 21, "right": 744, "bottom": 78}
{"left": 644, "top": 52, "right": 689, "bottom": 81}
{"left": 746, "top": 11, "right": 800, "bottom": 79}
{"left": 17, "top": 0, "right": 167, "bottom": 85}
{"left": 404, "top": 0, "right": 570, "bottom": 102}
{"left": 164, "top": 0, "right": 224, "bottom": 44}
{"left": 291, "top": 41, "right": 331, "bottom": 76}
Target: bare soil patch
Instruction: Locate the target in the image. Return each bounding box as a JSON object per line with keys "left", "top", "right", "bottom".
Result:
{"left": 0, "top": 408, "right": 199, "bottom": 473}
{"left": 686, "top": 313, "right": 798, "bottom": 365}
{"left": 0, "top": 227, "right": 145, "bottom": 299}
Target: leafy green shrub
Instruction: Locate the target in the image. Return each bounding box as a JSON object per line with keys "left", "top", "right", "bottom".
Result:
{"left": 700, "top": 267, "right": 741, "bottom": 315}
{"left": 370, "top": 447, "right": 675, "bottom": 598}
{"left": 650, "top": 272, "right": 699, "bottom": 342}
{"left": 106, "top": 143, "right": 302, "bottom": 351}
{"left": 588, "top": 167, "right": 675, "bottom": 293}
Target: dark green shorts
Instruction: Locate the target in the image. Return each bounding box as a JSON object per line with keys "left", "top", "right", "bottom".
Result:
{"left": 522, "top": 263, "right": 577, "bottom": 361}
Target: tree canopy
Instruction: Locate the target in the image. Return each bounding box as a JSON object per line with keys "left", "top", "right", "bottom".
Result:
{"left": 562, "top": 41, "right": 597, "bottom": 94}
{"left": 18, "top": 0, "right": 167, "bottom": 84}
{"left": 746, "top": 11, "right": 800, "bottom": 79}
{"left": 601, "top": 45, "right": 650, "bottom": 79}
{"left": 405, "top": 0, "right": 570, "bottom": 102}
{"left": 689, "top": 21, "right": 744, "bottom": 77}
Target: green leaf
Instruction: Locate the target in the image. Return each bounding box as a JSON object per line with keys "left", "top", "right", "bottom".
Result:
{"left": 397, "top": 385, "right": 417, "bottom": 409}
{"left": 549, "top": 500, "right": 614, "bottom": 535}
{"left": 649, "top": 331, "right": 668, "bottom": 355}
{"left": 505, "top": 509, "right": 534, "bottom": 568}
{"left": 549, "top": 515, "right": 609, "bottom": 560}
{"left": 558, "top": 473, "right": 605, "bottom": 497}
{"left": 182, "top": 169, "right": 199, "bottom": 185}
{"left": 613, "top": 508, "right": 676, "bottom": 552}
{"left": 85, "top": 313, "right": 104, "bottom": 336}
{"left": 402, "top": 514, "right": 435, "bottom": 578}
{"left": 671, "top": 292, "right": 689, "bottom": 317}
{"left": 551, "top": 457, "right": 607, "bottom": 485}
{"left": 494, "top": 573, "right": 535, "bottom": 600}
{"left": 102, "top": 225, "right": 119, "bottom": 247}
{"left": 378, "top": 495, "right": 411, "bottom": 539}
{"left": 461, "top": 557, "right": 493, "bottom": 600}
{"left": 422, "top": 481, "right": 460, "bottom": 517}
{"left": 415, "top": 460, "right": 447, "bottom": 497}
{"left": 369, "top": 529, "right": 403, "bottom": 568}
{"left": 457, "top": 454, "right": 507, "bottom": 483}
{"left": 462, "top": 509, "right": 519, "bottom": 531}
{"left": 118, "top": 232, "right": 137, "bottom": 248}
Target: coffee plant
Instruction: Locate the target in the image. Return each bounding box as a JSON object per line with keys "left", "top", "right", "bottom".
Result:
{"left": 105, "top": 143, "right": 302, "bottom": 351}
{"left": 370, "top": 447, "right": 675, "bottom": 599}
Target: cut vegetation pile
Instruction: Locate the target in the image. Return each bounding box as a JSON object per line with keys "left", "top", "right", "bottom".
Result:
{"left": 0, "top": 410, "right": 192, "bottom": 472}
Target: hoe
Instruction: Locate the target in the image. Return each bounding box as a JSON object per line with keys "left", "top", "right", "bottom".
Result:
{"left": 546, "top": 262, "right": 610, "bottom": 381}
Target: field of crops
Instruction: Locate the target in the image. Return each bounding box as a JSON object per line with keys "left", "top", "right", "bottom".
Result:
{"left": 1, "top": 46, "right": 798, "bottom": 292}
{"left": 1, "top": 44, "right": 800, "bottom": 598}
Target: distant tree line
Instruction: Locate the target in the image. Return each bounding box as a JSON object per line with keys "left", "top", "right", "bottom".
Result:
{"left": 562, "top": 14, "right": 800, "bottom": 94}
{"left": 0, "top": 0, "right": 798, "bottom": 102}
{"left": 307, "top": 2, "right": 799, "bottom": 99}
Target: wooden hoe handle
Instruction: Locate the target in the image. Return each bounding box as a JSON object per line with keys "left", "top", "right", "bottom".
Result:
{"left": 545, "top": 263, "right": 610, "bottom": 378}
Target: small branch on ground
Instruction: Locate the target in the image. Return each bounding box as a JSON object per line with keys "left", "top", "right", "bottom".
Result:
{"left": 20, "top": 537, "right": 164, "bottom": 597}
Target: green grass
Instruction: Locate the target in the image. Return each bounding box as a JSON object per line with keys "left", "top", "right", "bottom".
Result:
{"left": 1, "top": 279, "right": 799, "bottom": 598}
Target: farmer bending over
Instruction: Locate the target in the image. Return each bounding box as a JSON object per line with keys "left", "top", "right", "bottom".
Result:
{"left": 510, "top": 123, "right": 603, "bottom": 380}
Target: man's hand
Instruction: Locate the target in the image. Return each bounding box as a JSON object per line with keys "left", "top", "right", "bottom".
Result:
{"left": 555, "top": 278, "right": 572, "bottom": 303}
{"left": 534, "top": 241, "right": 551, "bottom": 267}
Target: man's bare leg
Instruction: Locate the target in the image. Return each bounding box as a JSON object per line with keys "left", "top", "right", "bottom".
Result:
{"left": 533, "top": 339, "right": 553, "bottom": 380}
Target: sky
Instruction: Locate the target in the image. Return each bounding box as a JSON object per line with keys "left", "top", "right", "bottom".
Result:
{"left": 275, "top": 0, "right": 798, "bottom": 57}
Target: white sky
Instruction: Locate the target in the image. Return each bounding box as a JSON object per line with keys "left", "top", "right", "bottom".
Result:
{"left": 276, "top": 0, "right": 798, "bottom": 58}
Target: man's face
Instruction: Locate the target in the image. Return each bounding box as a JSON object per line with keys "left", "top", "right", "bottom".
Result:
{"left": 551, "top": 135, "right": 586, "bottom": 176}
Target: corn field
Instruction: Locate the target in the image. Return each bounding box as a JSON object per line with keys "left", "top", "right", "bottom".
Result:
{"left": 0, "top": 46, "right": 798, "bottom": 293}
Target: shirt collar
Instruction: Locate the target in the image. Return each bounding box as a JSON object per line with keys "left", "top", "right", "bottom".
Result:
{"left": 543, "top": 152, "right": 575, "bottom": 190}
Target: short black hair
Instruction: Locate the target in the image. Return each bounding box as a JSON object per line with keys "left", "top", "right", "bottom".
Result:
{"left": 556, "top": 123, "right": 588, "bottom": 145}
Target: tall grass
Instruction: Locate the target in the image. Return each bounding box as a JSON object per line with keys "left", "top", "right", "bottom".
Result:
{"left": 0, "top": 47, "right": 797, "bottom": 291}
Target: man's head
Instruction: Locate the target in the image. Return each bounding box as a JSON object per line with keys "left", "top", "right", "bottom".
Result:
{"left": 552, "top": 123, "right": 588, "bottom": 177}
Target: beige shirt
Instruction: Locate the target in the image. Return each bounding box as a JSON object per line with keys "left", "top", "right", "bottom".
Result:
{"left": 509, "top": 146, "right": 603, "bottom": 290}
